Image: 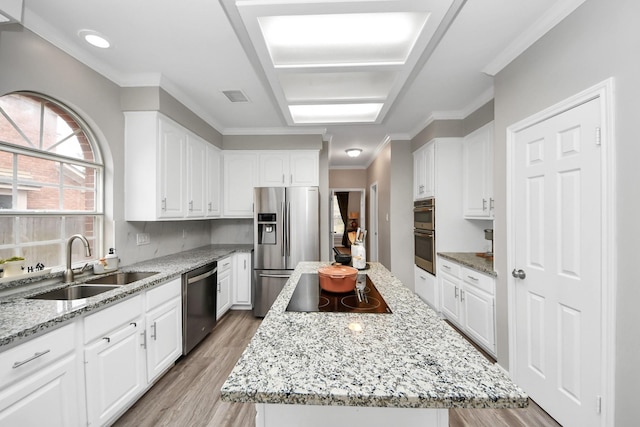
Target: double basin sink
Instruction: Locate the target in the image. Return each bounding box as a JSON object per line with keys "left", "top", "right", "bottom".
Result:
{"left": 27, "top": 271, "right": 159, "bottom": 301}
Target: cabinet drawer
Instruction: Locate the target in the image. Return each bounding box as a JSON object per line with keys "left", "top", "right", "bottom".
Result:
{"left": 146, "top": 278, "right": 181, "bottom": 310}
{"left": 84, "top": 295, "right": 143, "bottom": 343}
{"left": 461, "top": 267, "right": 494, "bottom": 295}
{"left": 438, "top": 258, "right": 460, "bottom": 278}
{"left": 218, "top": 257, "right": 232, "bottom": 272}
{"left": 0, "top": 323, "right": 75, "bottom": 385}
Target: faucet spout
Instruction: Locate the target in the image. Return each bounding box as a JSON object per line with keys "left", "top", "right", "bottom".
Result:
{"left": 63, "top": 234, "right": 92, "bottom": 283}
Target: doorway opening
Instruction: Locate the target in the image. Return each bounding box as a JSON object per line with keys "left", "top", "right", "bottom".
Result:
{"left": 329, "top": 188, "right": 365, "bottom": 256}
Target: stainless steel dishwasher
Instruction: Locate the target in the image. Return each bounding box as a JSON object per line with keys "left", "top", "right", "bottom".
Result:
{"left": 182, "top": 262, "right": 217, "bottom": 355}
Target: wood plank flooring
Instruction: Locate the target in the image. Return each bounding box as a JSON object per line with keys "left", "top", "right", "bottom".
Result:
{"left": 114, "top": 310, "right": 560, "bottom": 427}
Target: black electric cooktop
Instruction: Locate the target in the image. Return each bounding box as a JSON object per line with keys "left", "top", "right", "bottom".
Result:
{"left": 286, "top": 273, "right": 392, "bottom": 314}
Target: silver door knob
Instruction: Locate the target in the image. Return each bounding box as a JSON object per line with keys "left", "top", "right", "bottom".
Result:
{"left": 512, "top": 269, "right": 526, "bottom": 279}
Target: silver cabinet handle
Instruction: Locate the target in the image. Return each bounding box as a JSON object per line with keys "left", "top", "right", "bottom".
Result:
{"left": 467, "top": 275, "right": 478, "bottom": 281}
{"left": 141, "top": 330, "right": 147, "bottom": 349}
{"left": 419, "top": 275, "right": 426, "bottom": 280}
{"left": 189, "top": 200, "right": 193, "bottom": 211}
{"left": 244, "top": 259, "right": 247, "bottom": 269}
{"left": 12, "top": 349, "right": 50, "bottom": 369}
{"left": 482, "top": 198, "right": 487, "bottom": 210}
{"left": 151, "top": 322, "right": 157, "bottom": 341}
{"left": 443, "top": 265, "right": 451, "bottom": 270}
{"left": 208, "top": 202, "right": 212, "bottom": 212}
{"left": 490, "top": 198, "right": 494, "bottom": 210}
{"left": 460, "top": 290, "right": 465, "bottom": 301}
{"left": 161, "top": 197, "right": 167, "bottom": 211}
{"left": 217, "top": 283, "right": 221, "bottom": 293}
{"left": 454, "top": 286, "right": 458, "bottom": 298}
{"left": 512, "top": 269, "right": 526, "bottom": 279}
{"left": 282, "top": 174, "right": 285, "bottom": 183}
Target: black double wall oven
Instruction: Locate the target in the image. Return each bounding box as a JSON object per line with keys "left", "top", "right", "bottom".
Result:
{"left": 414, "top": 198, "right": 435, "bottom": 275}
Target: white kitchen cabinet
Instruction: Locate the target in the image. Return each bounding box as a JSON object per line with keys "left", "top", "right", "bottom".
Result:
{"left": 223, "top": 152, "right": 258, "bottom": 217}
{"left": 232, "top": 252, "right": 252, "bottom": 308}
{"left": 206, "top": 144, "right": 222, "bottom": 217}
{"left": 124, "top": 111, "right": 220, "bottom": 221}
{"left": 413, "top": 141, "right": 435, "bottom": 200}
{"left": 145, "top": 278, "right": 182, "bottom": 383}
{"left": 414, "top": 265, "right": 438, "bottom": 312}
{"left": 84, "top": 295, "right": 146, "bottom": 427}
{"left": 462, "top": 122, "right": 494, "bottom": 218}
{"left": 217, "top": 256, "right": 233, "bottom": 318}
{"left": 257, "top": 151, "right": 319, "bottom": 187}
{"left": 437, "top": 256, "right": 496, "bottom": 356}
{"left": 0, "top": 323, "right": 82, "bottom": 427}
{"left": 439, "top": 272, "right": 463, "bottom": 327}
{"left": 186, "top": 134, "right": 207, "bottom": 218}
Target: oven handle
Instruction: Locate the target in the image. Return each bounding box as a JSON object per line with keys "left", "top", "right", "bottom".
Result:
{"left": 413, "top": 207, "right": 433, "bottom": 213}
{"left": 414, "top": 230, "right": 434, "bottom": 237}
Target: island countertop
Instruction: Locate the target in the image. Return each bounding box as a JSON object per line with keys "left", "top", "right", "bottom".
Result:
{"left": 221, "top": 262, "right": 527, "bottom": 409}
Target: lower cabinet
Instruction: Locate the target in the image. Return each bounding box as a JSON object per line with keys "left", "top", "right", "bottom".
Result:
{"left": 0, "top": 323, "right": 82, "bottom": 427}
{"left": 414, "top": 265, "right": 438, "bottom": 311}
{"left": 232, "top": 252, "right": 252, "bottom": 308}
{"left": 438, "top": 256, "right": 496, "bottom": 357}
{"left": 84, "top": 295, "right": 146, "bottom": 427}
{"left": 145, "top": 278, "right": 182, "bottom": 383}
{"left": 217, "top": 256, "right": 233, "bottom": 319}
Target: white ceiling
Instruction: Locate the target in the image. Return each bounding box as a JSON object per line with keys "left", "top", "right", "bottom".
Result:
{"left": 16, "top": 0, "right": 584, "bottom": 168}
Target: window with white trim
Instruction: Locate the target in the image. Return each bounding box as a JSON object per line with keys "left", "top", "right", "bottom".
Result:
{"left": 0, "top": 92, "right": 103, "bottom": 270}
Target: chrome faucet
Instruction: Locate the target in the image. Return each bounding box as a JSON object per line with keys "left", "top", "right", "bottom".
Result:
{"left": 63, "top": 234, "right": 92, "bottom": 283}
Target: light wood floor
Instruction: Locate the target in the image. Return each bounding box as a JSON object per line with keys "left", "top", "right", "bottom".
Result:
{"left": 114, "top": 310, "right": 560, "bottom": 427}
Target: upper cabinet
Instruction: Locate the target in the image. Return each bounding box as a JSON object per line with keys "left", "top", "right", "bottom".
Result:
{"left": 413, "top": 141, "right": 435, "bottom": 200}
{"left": 223, "top": 152, "right": 258, "bottom": 217}
{"left": 205, "top": 144, "right": 222, "bottom": 217}
{"left": 258, "top": 151, "right": 319, "bottom": 187}
{"left": 462, "top": 122, "right": 494, "bottom": 219}
{"left": 124, "top": 111, "right": 222, "bottom": 221}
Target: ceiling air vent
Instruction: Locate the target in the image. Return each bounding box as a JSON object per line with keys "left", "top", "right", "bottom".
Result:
{"left": 222, "top": 90, "right": 249, "bottom": 103}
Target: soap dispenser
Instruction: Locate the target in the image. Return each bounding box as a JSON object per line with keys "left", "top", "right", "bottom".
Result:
{"left": 105, "top": 248, "right": 119, "bottom": 270}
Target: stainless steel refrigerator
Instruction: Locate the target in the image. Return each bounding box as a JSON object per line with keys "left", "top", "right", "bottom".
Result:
{"left": 253, "top": 186, "right": 319, "bottom": 317}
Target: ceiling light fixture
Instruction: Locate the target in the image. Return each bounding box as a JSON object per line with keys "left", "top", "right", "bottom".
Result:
{"left": 79, "top": 30, "right": 111, "bottom": 49}
{"left": 289, "top": 103, "right": 383, "bottom": 124}
{"left": 346, "top": 148, "right": 362, "bottom": 158}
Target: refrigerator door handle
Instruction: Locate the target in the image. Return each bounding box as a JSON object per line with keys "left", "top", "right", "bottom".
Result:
{"left": 281, "top": 201, "right": 286, "bottom": 258}
{"left": 287, "top": 202, "right": 291, "bottom": 257}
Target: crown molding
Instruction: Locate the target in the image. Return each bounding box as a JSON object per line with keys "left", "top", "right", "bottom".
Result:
{"left": 482, "top": 0, "right": 586, "bottom": 76}
{"left": 222, "top": 126, "right": 326, "bottom": 136}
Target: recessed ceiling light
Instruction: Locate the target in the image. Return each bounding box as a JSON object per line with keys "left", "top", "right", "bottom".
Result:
{"left": 345, "top": 148, "right": 362, "bottom": 158}
{"left": 289, "top": 103, "right": 383, "bottom": 124}
{"left": 258, "top": 12, "right": 429, "bottom": 67}
{"left": 79, "top": 30, "right": 111, "bottom": 49}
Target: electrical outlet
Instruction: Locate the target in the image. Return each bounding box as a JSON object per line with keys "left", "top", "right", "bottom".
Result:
{"left": 136, "top": 233, "right": 150, "bottom": 246}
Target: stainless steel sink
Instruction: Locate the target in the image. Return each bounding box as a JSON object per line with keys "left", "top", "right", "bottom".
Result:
{"left": 84, "top": 271, "right": 158, "bottom": 285}
{"left": 27, "top": 271, "right": 159, "bottom": 300}
{"left": 27, "top": 284, "right": 121, "bottom": 300}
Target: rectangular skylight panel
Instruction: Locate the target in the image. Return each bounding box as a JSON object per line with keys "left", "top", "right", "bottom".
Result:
{"left": 259, "top": 12, "right": 429, "bottom": 67}
{"left": 279, "top": 71, "right": 396, "bottom": 102}
{"left": 289, "top": 103, "right": 383, "bottom": 124}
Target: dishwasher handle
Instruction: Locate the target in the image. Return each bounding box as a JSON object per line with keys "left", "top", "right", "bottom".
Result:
{"left": 187, "top": 267, "right": 217, "bottom": 284}
{"left": 259, "top": 273, "right": 291, "bottom": 279}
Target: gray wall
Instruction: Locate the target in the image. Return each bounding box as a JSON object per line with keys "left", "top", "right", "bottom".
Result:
{"left": 493, "top": 0, "right": 638, "bottom": 423}
{"left": 389, "top": 140, "right": 414, "bottom": 289}
{"left": 329, "top": 169, "right": 368, "bottom": 188}
{"left": 367, "top": 144, "right": 391, "bottom": 269}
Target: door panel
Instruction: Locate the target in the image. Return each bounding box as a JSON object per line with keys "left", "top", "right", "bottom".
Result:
{"left": 513, "top": 98, "right": 601, "bottom": 427}
{"left": 286, "top": 187, "right": 319, "bottom": 268}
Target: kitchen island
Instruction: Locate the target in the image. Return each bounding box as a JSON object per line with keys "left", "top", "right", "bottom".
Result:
{"left": 221, "top": 262, "right": 527, "bottom": 427}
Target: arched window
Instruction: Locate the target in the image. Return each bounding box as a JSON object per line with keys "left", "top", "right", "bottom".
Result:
{"left": 0, "top": 92, "right": 103, "bottom": 270}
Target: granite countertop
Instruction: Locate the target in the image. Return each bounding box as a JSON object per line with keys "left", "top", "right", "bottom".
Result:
{"left": 438, "top": 252, "right": 496, "bottom": 277}
{"left": 221, "top": 262, "right": 526, "bottom": 409}
{"left": 0, "top": 244, "right": 252, "bottom": 349}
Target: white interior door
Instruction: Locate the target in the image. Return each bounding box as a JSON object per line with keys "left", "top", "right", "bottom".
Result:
{"left": 512, "top": 98, "right": 602, "bottom": 427}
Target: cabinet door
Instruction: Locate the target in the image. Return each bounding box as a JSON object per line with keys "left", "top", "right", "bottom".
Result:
{"left": 0, "top": 355, "right": 81, "bottom": 427}
{"left": 423, "top": 142, "right": 435, "bottom": 198}
{"left": 85, "top": 319, "right": 146, "bottom": 427}
{"left": 206, "top": 144, "right": 222, "bottom": 217}
{"left": 233, "top": 253, "right": 252, "bottom": 307}
{"left": 158, "top": 118, "right": 186, "bottom": 218}
{"left": 413, "top": 148, "right": 427, "bottom": 200}
{"left": 463, "top": 123, "right": 493, "bottom": 218}
{"left": 223, "top": 152, "right": 257, "bottom": 217}
{"left": 146, "top": 297, "right": 182, "bottom": 383}
{"left": 217, "top": 269, "right": 232, "bottom": 319}
{"left": 258, "top": 152, "right": 289, "bottom": 187}
{"left": 186, "top": 134, "right": 206, "bottom": 217}
{"left": 289, "top": 151, "right": 319, "bottom": 186}
{"left": 414, "top": 266, "right": 438, "bottom": 311}
{"left": 461, "top": 285, "right": 495, "bottom": 355}
{"left": 440, "top": 274, "right": 462, "bottom": 327}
